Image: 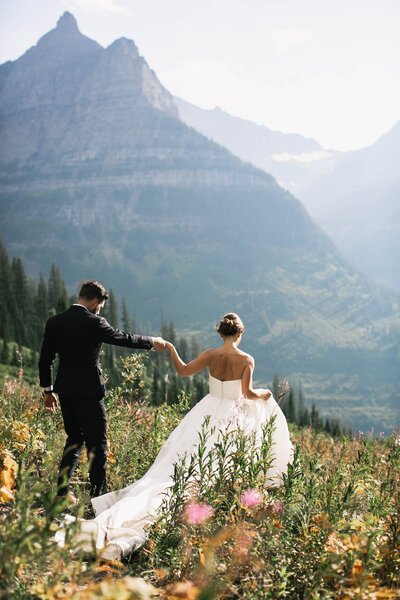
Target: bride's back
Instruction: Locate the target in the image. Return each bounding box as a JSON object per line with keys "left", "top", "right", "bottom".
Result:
{"left": 208, "top": 347, "right": 250, "bottom": 382}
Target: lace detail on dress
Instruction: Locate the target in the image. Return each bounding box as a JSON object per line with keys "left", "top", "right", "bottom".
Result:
{"left": 233, "top": 394, "right": 246, "bottom": 417}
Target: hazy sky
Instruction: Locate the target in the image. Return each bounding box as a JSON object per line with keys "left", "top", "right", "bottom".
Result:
{"left": 1, "top": 0, "right": 399, "bottom": 151}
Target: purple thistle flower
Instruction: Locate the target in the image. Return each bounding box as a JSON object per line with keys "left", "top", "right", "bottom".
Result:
{"left": 241, "top": 489, "right": 262, "bottom": 508}
{"left": 184, "top": 502, "right": 214, "bottom": 525}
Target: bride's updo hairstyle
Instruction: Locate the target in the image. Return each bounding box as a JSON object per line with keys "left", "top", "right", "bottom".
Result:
{"left": 216, "top": 312, "right": 245, "bottom": 337}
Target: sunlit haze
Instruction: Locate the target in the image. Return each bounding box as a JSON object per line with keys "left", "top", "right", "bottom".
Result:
{"left": 0, "top": 0, "right": 399, "bottom": 151}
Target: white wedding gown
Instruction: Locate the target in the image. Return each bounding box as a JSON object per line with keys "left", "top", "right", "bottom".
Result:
{"left": 56, "top": 374, "right": 293, "bottom": 558}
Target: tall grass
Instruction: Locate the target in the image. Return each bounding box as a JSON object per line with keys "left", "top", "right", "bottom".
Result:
{"left": 0, "top": 355, "right": 399, "bottom": 599}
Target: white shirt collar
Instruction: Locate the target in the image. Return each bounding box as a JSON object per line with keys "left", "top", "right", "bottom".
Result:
{"left": 73, "top": 303, "right": 89, "bottom": 312}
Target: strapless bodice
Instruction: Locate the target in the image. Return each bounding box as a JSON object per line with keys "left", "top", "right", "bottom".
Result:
{"left": 208, "top": 374, "right": 242, "bottom": 400}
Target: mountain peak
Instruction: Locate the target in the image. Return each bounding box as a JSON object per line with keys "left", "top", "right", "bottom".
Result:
{"left": 56, "top": 12, "right": 79, "bottom": 33}
{"left": 106, "top": 37, "right": 140, "bottom": 58}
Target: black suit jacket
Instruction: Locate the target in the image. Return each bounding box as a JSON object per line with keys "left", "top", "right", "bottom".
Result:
{"left": 38, "top": 305, "right": 154, "bottom": 397}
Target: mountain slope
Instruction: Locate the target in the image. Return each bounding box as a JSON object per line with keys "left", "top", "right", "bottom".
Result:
{"left": 175, "top": 96, "right": 339, "bottom": 196}
{"left": 0, "top": 13, "right": 399, "bottom": 431}
{"left": 296, "top": 122, "right": 400, "bottom": 292}
{"left": 175, "top": 97, "right": 399, "bottom": 293}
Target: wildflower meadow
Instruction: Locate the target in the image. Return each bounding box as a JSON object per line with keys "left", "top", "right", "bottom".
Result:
{"left": 0, "top": 354, "right": 399, "bottom": 599}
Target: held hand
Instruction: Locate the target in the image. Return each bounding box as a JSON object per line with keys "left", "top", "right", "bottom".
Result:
{"left": 262, "top": 389, "right": 272, "bottom": 401}
{"left": 152, "top": 337, "right": 167, "bottom": 352}
{"left": 43, "top": 392, "right": 58, "bottom": 413}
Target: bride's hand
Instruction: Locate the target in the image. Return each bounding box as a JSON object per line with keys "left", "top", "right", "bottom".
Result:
{"left": 261, "top": 389, "right": 272, "bottom": 401}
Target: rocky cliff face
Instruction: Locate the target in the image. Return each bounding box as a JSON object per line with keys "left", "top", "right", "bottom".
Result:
{"left": 0, "top": 13, "right": 398, "bottom": 432}
{"left": 0, "top": 12, "right": 179, "bottom": 172}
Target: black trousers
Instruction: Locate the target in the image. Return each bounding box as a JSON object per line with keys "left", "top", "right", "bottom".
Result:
{"left": 57, "top": 394, "right": 107, "bottom": 497}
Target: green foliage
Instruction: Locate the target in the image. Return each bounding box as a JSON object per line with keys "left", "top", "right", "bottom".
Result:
{"left": 0, "top": 240, "right": 70, "bottom": 353}
{"left": 279, "top": 379, "right": 349, "bottom": 437}
{"left": 0, "top": 241, "right": 208, "bottom": 408}
{"left": 0, "top": 355, "right": 399, "bottom": 599}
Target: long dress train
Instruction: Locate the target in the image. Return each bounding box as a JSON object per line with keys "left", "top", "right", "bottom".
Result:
{"left": 55, "top": 375, "right": 293, "bottom": 558}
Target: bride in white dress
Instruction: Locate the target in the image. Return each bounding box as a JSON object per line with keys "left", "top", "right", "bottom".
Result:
{"left": 56, "top": 313, "right": 293, "bottom": 560}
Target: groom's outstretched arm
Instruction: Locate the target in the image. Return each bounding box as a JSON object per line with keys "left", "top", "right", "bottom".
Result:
{"left": 96, "top": 316, "right": 161, "bottom": 350}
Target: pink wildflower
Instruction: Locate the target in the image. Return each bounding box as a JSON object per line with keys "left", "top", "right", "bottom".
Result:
{"left": 240, "top": 489, "right": 262, "bottom": 508}
{"left": 185, "top": 502, "right": 214, "bottom": 525}
{"left": 269, "top": 499, "right": 284, "bottom": 515}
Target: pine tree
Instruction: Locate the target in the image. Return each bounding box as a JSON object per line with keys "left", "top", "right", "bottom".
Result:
{"left": 108, "top": 290, "right": 119, "bottom": 327}
{"left": 324, "top": 417, "right": 332, "bottom": 434}
{"left": 331, "top": 418, "right": 342, "bottom": 437}
{"left": 36, "top": 275, "right": 49, "bottom": 323}
{"left": 56, "top": 288, "right": 68, "bottom": 313}
{"left": 297, "top": 386, "right": 304, "bottom": 425}
{"left": 162, "top": 321, "right": 176, "bottom": 346}
{"left": 191, "top": 336, "right": 201, "bottom": 360}
{"left": 0, "top": 240, "right": 13, "bottom": 340}
{"left": 177, "top": 337, "right": 189, "bottom": 363}
{"left": 121, "top": 298, "right": 133, "bottom": 332}
{"left": 287, "top": 389, "right": 297, "bottom": 423}
{"left": 1, "top": 337, "right": 10, "bottom": 364}
{"left": 11, "top": 257, "right": 30, "bottom": 346}
{"left": 48, "top": 264, "right": 68, "bottom": 314}
{"left": 310, "top": 403, "right": 321, "bottom": 430}
{"left": 301, "top": 406, "right": 310, "bottom": 427}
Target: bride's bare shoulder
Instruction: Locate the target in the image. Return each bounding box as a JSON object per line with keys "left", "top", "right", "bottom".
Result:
{"left": 202, "top": 348, "right": 219, "bottom": 361}
{"left": 238, "top": 350, "right": 255, "bottom": 366}
{"left": 206, "top": 348, "right": 218, "bottom": 356}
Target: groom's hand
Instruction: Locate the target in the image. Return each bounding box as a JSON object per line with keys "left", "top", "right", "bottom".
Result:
{"left": 152, "top": 337, "right": 167, "bottom": 352}
{"left": 43, "top": 392, "right": 58, "bottom": 413}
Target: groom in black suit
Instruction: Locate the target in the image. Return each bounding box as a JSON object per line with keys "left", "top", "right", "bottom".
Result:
{"left": 39, "top": 280, "right": 166, "bottom": 501}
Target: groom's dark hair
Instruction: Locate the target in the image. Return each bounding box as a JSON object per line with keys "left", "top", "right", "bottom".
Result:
{"left": 79, "top": 280, "right": 109, "bottom": 302}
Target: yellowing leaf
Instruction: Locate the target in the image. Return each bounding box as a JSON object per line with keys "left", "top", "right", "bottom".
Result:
{"left": 1, "top": 452, "right": 18, "bottom": 473}
{"left": 0, "top": 450, "right": 18, "bottom": 492}
{"left": 164, "top": 580, "right": 200, "bottom": 600}
{"left": 107, "top": 450, "right": 117, "bottom": 464}
{"left": 13, "top": 442, "right": 26, "bottom": 451}
{"left": 351, "top": 559, "right": 363, "bottom": 577}
{"left": 11, "top": 422, "right": 30, "bottom": 443}
{"left": 0, "top": 485, "right": 14, "bottom": 502}
{"left": 199, "top": 547, "right": 206, "bottom": 566}
{"left": 94, "top": 562, "right": 123, "bottom": 575}
{"left": 154, "top": 568, "right": 169, "bottom": 579}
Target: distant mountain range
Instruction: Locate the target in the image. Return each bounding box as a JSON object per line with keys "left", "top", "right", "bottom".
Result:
{"left": 175, "top": 96, "right": 338, "bottom": 196}
{"left": 0, "top": 12, "right": 399, "bottom": 432}
{"left": 176, "top": 98, "right": 400, "bottom": 293}
{"left": 298, "top": 123, "right": 400, "bottom": 293}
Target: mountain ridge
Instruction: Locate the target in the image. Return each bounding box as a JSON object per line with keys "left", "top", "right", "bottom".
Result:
{"left": 0, "top": 13, "right": 398, "bottom": 432}
{"left": 175, "top": 97, "right": 400, "bottom": 292}
{"left": 174, "top": 96, "right": 338, "bottom": 195}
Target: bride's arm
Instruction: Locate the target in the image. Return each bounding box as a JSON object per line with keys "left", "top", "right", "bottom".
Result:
{"left": 166, "top": 342, "right": 211, "bottom": 377}
{"left": 241, "top": 358, "right": 271, "bottom": 401}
